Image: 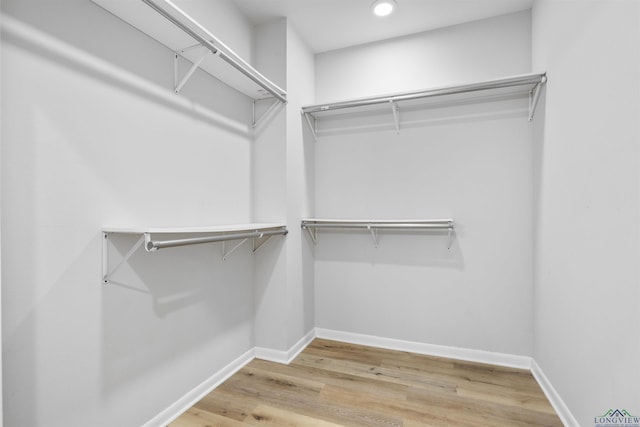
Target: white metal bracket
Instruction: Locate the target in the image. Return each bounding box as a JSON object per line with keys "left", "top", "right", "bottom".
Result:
{"left": 180, "top": 42, "right": 206, "bottom": 54}
{"left": 367, "top": 224, "right": 379, "bottom": 248}
{"left": 528, "top": 75, "right": 547, "bottom": 121}
{"left": 253, "top": 99, "right": 281, "bottom": 128}
{"left": 102, "top": 233, "right": 146, "bottom": 284}
{"left": 220, "top": 232, "right": 279, "bottom": 258}
{"left": 390, "top": 100, "right": 400, "bottom": 134}
{"left": 174, "top": 49, "right": 210, "bottom": 94}
{"left": 303, "top": 112, "right": 318, "bottom": 142}
{"left": 253, "top": 233, "right": 274, "bottom": 253}
{"left": 222, "top": 238, "right": 249, "bottom": 260}
{"left": 303, "top": 224, "right": 318, "bottom": 245}
{"left": 447, "top": 226, "right": 453, "bottom": 250}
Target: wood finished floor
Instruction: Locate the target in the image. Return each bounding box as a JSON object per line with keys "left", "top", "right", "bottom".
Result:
{"left": 169, "top": 339, "right": 562, "bottom": 426}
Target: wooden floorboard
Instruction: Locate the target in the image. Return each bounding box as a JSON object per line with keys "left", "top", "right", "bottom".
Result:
{"left": 169, "top": 339, "right": 562, "bottom": 426}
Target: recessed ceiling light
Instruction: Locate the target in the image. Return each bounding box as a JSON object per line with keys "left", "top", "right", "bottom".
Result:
{"left": 371, "top": 0, "right": 397, "bottom": 17}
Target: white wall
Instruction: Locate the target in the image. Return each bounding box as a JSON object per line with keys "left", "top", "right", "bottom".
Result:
{"left": 252, "top": 18, "right": 316, "bottom": 353}
{"left": 1, "top": 0, "right": 260, "bottom": 425}
{"left": 252, "top": 18, "right": 289, "bottom": 352}
{"left": 285, "top": 21, "right": 315, "bottom": 347}
{"left": 313, "top": 11, "right": 535, "bottom": 356}
{"left": 315, "top": 11, "right": 531, "bottom": 103}
{"left": 0, "top": 1, "right": 3, "bottom": 420}
{"left": 532, "top": 1, "right": 640, "bottom": 425}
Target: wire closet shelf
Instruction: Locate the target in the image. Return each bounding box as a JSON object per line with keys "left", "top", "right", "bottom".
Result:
{"left": 301, "top": 72, "right": 547, "bottom": 141}
{"left": 101, "top": 224, "right": 288, "bottom": 284}
{"left": 301, "top": 219, "right": 454, "bottom": 249}
{"left": 141, "top": 0, "right": 287, "bottom": 103}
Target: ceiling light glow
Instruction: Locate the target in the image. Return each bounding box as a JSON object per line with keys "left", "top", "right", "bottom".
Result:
{"left": 372, "top": 0, "right": 396, "bottom": 17}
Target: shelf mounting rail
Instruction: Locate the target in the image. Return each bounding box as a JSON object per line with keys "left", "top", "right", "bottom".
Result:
{"left": 301, "top": 72, "right": 547, "bottom": 140}
{"left": 102, "top": 225, "right": 288, "bottom": 284}
{"left": 301, "top": 219, "right": 454, "bottom": 249}
{"left": 142, "top": 0, "right": 287, "bottom": 103}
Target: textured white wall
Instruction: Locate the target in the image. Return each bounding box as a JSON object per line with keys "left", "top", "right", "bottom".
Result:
{"left": 532, "top": 1, "right": 640, "bottom": 425}
{"left": 1, "top": 0, "right": 259, "bottom": 425}
{"left": 313, "top": 11, "right": 534, "bottom": 356}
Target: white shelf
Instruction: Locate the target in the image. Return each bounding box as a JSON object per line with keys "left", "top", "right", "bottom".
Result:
{"left": 302, "top": 72, "right": 546, "bottom": 140}
{"left": 91, "top": 0, "right": 286, "bottom": 102}
{"left": 301, "top": 219, "right": 454, "bottom": 248}
{"left": 102, "top": 223, "right": 286, "bottom": 234}
{"left": 102, "top": 223, "right": 287, "bottom": 284}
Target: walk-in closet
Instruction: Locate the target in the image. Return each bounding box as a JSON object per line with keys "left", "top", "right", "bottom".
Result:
{"left": 1, "top": 1, "right": 639, "bottom": 426}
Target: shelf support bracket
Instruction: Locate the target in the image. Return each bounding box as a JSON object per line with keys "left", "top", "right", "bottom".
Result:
{"left": 174, "top": 50, "right": 209, "bottom": 94}
{"left": 447, "top": 226, "right": 453, "bottom": 250}
{"left": 102, "top": 233, "right": 146, "bottom": 284}
{"left": 253, "top": 99, "right": 281, "bottom": 128}
{"left": 528, "top": 76, "right": 546, "bottom": 121}
{"left": 253, "top": 233, "right": 273, "bottom": 253}
{"left": 303, "top": 112, "right": 318, "bottom": 142}
{"left": 390, "top": 100, "right": 400, "bottom": 134}
{"left": 303, "top": 225, "right": 318, "bottom": 245}
{"left": 180, "top": 42, "right": 205, "bottom": 54}
{"left": 368, "top": 224, "right": 379, "bottom": 248}
{"left": 222, "top": 238, "right": 249, "bottom": 260}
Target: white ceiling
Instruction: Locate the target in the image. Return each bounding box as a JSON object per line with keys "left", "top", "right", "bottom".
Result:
{"left": 232, "top": 0, "right": 533, "bottom": 53}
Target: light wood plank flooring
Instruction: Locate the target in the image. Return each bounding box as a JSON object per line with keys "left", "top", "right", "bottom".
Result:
{"left": 170, "top": 339, "right": 562, "bottom": 426}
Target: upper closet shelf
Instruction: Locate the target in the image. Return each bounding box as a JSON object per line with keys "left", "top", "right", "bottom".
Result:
{"left": 102, "top": 223, "right": 288, "bottom": 284}
{"left": 91, "top": 0, "right": 287, "bottom": 103}
{"left": 301, "top": 72, "right": 547, "bottom": 141}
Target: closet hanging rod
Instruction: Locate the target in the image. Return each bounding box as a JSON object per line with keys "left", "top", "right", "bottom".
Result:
{"left": 145, "top": 228, "right": 288, "bottom": 252}
{"left": 102, "top": 224, "right": 287, "bottom": 283}
{"left": 301, "top": 219, "right": 454, "bottom": 248}
{"left": 302, "top": 219, "right": 453, "bottom": 228}
{"left": 302, "top": 72, "right": 546, "bottom": 114}
{"left": 142, "top": 0, "right": 287, "bottom": 103}
{"left": 302, "top": 222, "right": 452, "bottom": 229}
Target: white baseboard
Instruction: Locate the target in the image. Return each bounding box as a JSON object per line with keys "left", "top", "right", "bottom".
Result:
{"left": 315, "top": 328, "right": 532, "bottom": 370}
{"left": 144, "top": 329, "right": 316, "bottom": 426}
{"left": 142, "top": 348, "right": 255, "bottom": 427}
{"left": 255, "top": 328, "right": 316, "bottom": 364}
{"left": 531, "top": 359, "right": 579, "bottom": 427}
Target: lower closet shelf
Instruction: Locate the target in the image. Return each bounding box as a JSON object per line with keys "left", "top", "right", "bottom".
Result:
{"left": 301, "top": 219, "right": 454, "bottom": 248}
{"left": 101, "top": 223, "right": 287, "bottom": 284}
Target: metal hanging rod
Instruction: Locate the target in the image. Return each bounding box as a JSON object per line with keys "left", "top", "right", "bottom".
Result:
{"left": 102, "top": 224, "right": 287, "bottom": 284}
{"left": 301, "top": 72, "right": 546, "bottom": 140}
{"left": 144, "top": 228, "right": 287, "bottom": 252}
{"left": 302, "top": 73, "right": 546, "bottom": 114}
{"left": 142, "top": 0, "right": 287, "bottom": 103}
{"left": 301, "top": 219, "right": 454, "bottom": 248}
{"left": 301, "top": 220, "right": 453, "bottom": 229}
